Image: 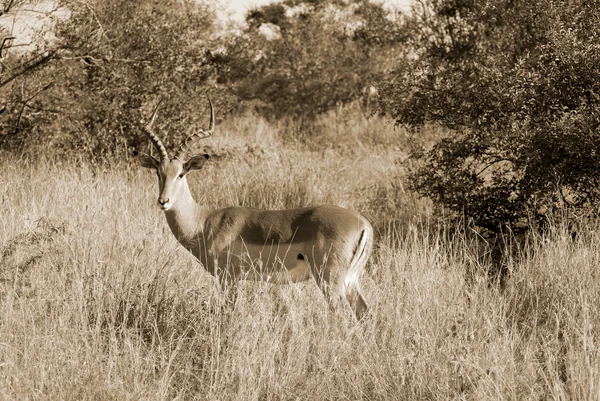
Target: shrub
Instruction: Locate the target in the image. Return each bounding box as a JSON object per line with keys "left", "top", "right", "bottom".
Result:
{"left": 217, "top": 0, "right": 406, "bottom": 119}
{"left": 1, "top": 0, "right": 219, "bottom": 159}
{"left": 379, "top": 0, "right": 600, "bottom": 234}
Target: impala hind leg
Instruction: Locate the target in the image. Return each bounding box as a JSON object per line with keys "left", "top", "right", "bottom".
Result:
{"left": 343, "top": 282, "right": 368, "bottom": 321}
{"left": 301, "top": 253, "right": 336, "bottom": 311}
{"left": 304, "top": 251, "right": 366, "bottom": 321}
{"left": 342, "top": 227, "right": 372, "bottom": 320}
{"left": 340, "top": 258, "right": 369, "bottom": 320}
{"left": 224, "top": 281, "right": 239, "bottom": 309}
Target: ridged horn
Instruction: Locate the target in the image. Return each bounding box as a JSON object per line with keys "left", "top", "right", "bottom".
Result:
{"left": 174, "top": 97, "right": 214, "bottom": 161}
{"left": 142, "top": 99, "right": 169, "bottom": 161}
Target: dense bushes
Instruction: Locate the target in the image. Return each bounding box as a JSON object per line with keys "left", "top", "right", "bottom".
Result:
{"left": 379, "top": 0, "right": 600, "bottom": 233}
{"left": 3, "top": 0, "right": 600, "bottom": 234}
{"left": 1, "top": 0, "right": 406, "bottom": 156}
{"left": 1, "top": 0, "right": 218, "bottom": 159}
{"left": 211, "top": 0, "right": 406, "bottom": 118}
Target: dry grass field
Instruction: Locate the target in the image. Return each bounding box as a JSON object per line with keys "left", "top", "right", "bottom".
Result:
{"left": 1, "top": 107, "right": 600, "bottom": 400}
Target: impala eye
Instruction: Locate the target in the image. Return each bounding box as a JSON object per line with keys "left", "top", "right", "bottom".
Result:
{"left": 178, "top": 173, "right": 185, "bottom": 178}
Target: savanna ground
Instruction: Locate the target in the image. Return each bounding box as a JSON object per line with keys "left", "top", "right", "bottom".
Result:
{"left": 1, "top": 106, "right": 600, "bottom": 400}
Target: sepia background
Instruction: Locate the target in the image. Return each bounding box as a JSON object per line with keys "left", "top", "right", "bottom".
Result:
{"left": 1, "top": 0, "right": 600, "bottom": 399}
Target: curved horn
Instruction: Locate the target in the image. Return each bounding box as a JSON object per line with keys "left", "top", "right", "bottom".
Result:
{"left": 174, "top": 97, "right": 214, "bottom": 161}
{"left": 207, "top": 97, "right": 215, "bottom": 132}
{"left": 142, "top": 99, "right": 169, "bottom": 161}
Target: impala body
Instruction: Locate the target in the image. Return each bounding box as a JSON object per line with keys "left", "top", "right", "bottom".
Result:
{"left": 137, "top": 100, "right": 373, "bottom": 320}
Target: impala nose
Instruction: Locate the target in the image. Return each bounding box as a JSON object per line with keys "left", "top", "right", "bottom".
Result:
{"left": 159, "top": 198, "right": 170, "bottom": 207}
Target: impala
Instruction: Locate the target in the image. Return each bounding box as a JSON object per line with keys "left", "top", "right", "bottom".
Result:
{"left": 136, "top": 99, "right": 373, "bottom": 320}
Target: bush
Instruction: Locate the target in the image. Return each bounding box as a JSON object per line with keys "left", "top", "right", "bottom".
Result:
{"left": 1, "top": 0, "right": 219, "bottom": 159}
{"left": 379, "top": 0, "right": 600, "bottom": 234}
{"left": 217, "top": 0, "right": 406, "bottom": 119}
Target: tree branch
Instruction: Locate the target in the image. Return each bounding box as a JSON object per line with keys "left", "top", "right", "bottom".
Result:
{"left": 0, "top": 50, "right": 57, "bottom": 88}
{"left": 10, "top": 81, "right": 55, "bottom": 134}
{"left": 1, "top": 0, "right": 15, "bottom": 16}
{"left": 0, "top": 36, "right": 15, "bottom": 57}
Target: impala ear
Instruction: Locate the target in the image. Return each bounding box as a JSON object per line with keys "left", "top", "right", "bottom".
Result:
{"left": 135, "top": 151, "right": 160, "bottom": 169}
{"left": 184, "top": 154, "right": 210, "bottom": 172}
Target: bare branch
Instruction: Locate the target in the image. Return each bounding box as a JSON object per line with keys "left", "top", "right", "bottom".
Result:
{"left": 24, "top": 81, "right": 54, "bottom": 102}
{"left": 1, "top": 0, "right": 15, "bottom": 16}
{"left": 22, "top": 103, "right": 60, "bottom": 113}
{"left": 142, "top": 98, "right": 169, "bottom": 161}
{"left": 10, "top": 81, "right": 55, "bottom": 134}
{"left": 174, "top": 97, "right": 214, "bottom": 161}
{"left": 0, "top": 37, "right": 15, "bottom": 57}
{"left": 0, "top": 50, "right": 56, "bottom": 88}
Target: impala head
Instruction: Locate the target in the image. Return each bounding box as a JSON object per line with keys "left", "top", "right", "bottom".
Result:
{"left": 137, "top": 98, "right": 214, "bottom": 211}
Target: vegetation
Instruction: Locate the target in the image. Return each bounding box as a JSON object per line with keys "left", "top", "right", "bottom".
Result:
{"left": 0, "top": 0, "right": 404, "bottom": 154}
{"left": 2, "top": 112, "right": 600, "bottom": 400}
{"left": 1, "top": 0, "right": 218, "bottom": 158}
{"left": 2, "top": 0, "right": 600, "bottom": 399}
{"left": 4, "top": 0, "right": 599, "bottom": 234}
{"left": 380, "top": 0, "right": 600, "bottom": 234}
{"left": 216, "top": 0, "right": 406, "bottom": 118}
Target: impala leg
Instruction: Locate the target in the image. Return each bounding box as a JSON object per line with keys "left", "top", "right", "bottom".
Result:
{"left": 344, "top": 282, "right": 368, "bottom": 321}
{"left": 315, "top": 271, "right": 334, "bottom": 309}
{"left": 216, "top": 269, "right": 238, "bottom": 311}
{"left": 305, "top": 248, "right": 369, "bottom": 321}
{"left": 324, "top": 252, "right": 363, "bottom": 320}
{"left": 224, "top": 280, "right": 238, "bottom": 309}
{"left": 302, "top": 253, "right": 335, "bottom": 311}
{"left": 343, "top": 230, "right": 371, "bottom": 321}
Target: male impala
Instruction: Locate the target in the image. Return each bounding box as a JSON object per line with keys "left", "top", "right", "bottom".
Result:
{"left": 137, "top": 99, "right": 373, "bottom": 320}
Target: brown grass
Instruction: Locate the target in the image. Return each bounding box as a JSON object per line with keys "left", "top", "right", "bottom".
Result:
{"left": 0, "top": 108, "right": 599, "bottom": 400}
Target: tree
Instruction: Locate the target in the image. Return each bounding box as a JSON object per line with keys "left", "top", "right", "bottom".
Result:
{"left": 379, "top": 0, "right": 600, "bottom": 234}
{"left": 1, "top": 0, "right": 218, "bottom": 159}
{"left": 52, "top": 0, "right": 218, "bottom": 158}
{"left": 216, "top": 0, "right": 407, "bottom": 119}
{"left": 0, "top": 0, "right": 62, "bottom": 149}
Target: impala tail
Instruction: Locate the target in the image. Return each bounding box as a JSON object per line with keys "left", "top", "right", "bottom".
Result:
{"left": 343, "top": 225, "right": 373, "bottom": 320}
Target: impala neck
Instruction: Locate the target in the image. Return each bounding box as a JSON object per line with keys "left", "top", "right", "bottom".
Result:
{"left": 163, "top": 181, "right": 206, "bottom": 243}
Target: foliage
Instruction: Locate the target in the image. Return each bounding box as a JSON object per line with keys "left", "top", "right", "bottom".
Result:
{"left": 216, "top": 0, "right": 407, "bottom": 119}
{"left": 1, "top": 0, "right": 218, "bottom": 159}
{"left": 379, "top": 0, "right": 600, "bottom": 233}
{"left": 1, "top": 0, "right": 408, "bottom": 156}
{"left": 57, "top": 0, "right": 221, "bottom": 158}
{"left": 0, "top": 0, "right": 61, "bottom": 150}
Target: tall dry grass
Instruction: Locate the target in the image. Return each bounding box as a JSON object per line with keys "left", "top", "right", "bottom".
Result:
{"left": 1, "top": 108, "right": 599, "bottom": 400}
